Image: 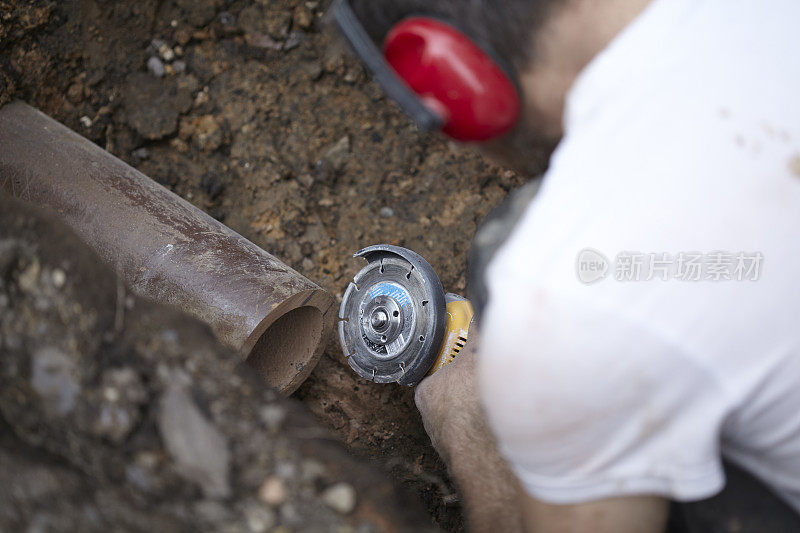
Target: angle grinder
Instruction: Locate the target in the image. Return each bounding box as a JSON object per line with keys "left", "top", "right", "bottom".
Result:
{"left": 338, "top": 245, "right": 474, "bottom": 386}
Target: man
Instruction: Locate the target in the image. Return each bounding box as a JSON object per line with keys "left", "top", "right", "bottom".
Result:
{"left": 338, "top": 0, "right": 800, "bottom": 531}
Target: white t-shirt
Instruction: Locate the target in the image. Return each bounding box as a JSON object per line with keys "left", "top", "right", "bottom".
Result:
{"left": 480, "top": 0, "right": 800, "bottom": 511}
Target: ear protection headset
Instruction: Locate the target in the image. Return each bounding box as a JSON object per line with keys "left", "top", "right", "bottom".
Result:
{"left": 331, "top": 0, "right": 521, "bottom": 142}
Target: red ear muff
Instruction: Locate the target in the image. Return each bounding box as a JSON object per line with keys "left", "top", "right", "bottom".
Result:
{"left": 384, "top": 17, "right": 521, "bottom": 142}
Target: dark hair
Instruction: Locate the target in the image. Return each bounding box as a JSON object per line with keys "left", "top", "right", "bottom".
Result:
{"left": 347, "top": 0, "right": 558, "bottom": 76}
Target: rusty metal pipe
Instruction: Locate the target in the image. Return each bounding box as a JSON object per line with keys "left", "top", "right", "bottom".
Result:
{"left": 0, "top": 102, "right": 334, "bottom": 395}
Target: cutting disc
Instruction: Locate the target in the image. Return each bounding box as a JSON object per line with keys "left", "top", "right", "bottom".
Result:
{"left": 339, "top": 245, "right": 446, "bottom": 386}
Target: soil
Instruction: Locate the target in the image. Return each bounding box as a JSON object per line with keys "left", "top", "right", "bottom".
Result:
{"left": 0, "top": 196, "right": 436, "bottom": 532}
{"left": 1, "top": 1, "right": 547, "bottom": 530}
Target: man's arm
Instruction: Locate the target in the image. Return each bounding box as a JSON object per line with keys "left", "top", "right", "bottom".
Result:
{"left": 414, "top": 334, "right": 668, "bottom": 532}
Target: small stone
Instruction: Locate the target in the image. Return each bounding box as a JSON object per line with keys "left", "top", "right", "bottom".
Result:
{"left": 293, "top": 5, "right": 313, "bottom": 30}
{"left": 297, "top": 173, "right": 314, "bottom": 188}
{"left": 66, "top": 82, "right": 84, "bottom": 104}
{"left": 158, "top": 44, "right": 175, "bottom": 62}
{"left": 301, "top": 257, "right": 314, "bottom": 272}
{"left": 343, "top": 68, "right": 360, "bottom": 84}
{"left": 158, "top": 378, "right": 231, "bottom": 498}
{"left": 245, "top": 505, "right": 276, "bottom": 533}
{"left": 320, "top": 135, "right": 350, "bottom": 172}
{"left": 147, "top": 56, "right": 165, "bottom": 77}
{"left": 284, "top": 31, "right": 305, "bottom": 51}
{"left": 301, "top": 459, "right": 327, "bottom": 482}
{"left": 31, "top": 347, "right": 80, "bottom": 416}
{"left": 274, "top": 461, "right": 296, "bottom": 479}
{"left": 259, "top": 404, "right": 286, "bottom": 431}
{"left": 258, "top": 476, "right": 287, "bottom": 507}
{"left": 321, "top": 483, "right": 357, "bottom": 515}
{"left": 18, "top": 259, "right": 41, "bottom": 292}
{"left": 265, "top": 11, "right": 292, "bottom": 39}
{"left": 170, "top": 138, "right": 189, "bottom": 153}
{"left": 172, "top": 60, "right": 186, "bottom": 74}
{"left": 125, "top": 463, "right": 152, "bottom": 492}
{"left": 218, "top": 11, "right": 236, "bottom": 27}
{"left": 103, "top": 386, "right": 120, "bottom": 402}
{"left": 193, "top": 115, "right": 224, "bottom": 152}
{"left": 132, "top": 147, "right": 150, "bottom": 160}
{"left": 246, "top": 32, "right": 282, "bottom": 50}
{"left": 175, "top": 29, "right": 191, "bottom": 45}
{"left": 91, "top": 368, "right": 147, "bottom": 443}
{"left": 79, "top": 116, "right": 93, "bottom": 128}
{"left": 379, "top": 207, "right": 394, "bottom": 219}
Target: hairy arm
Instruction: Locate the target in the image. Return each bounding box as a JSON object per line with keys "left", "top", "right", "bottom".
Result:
{"left": 415, "top": 334, "right": 668, "bottom": 532}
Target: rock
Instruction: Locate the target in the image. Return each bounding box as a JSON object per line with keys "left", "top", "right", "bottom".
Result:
{"left": 301, "top": 257, "right": 314, "bottom": 272}
{"left": 301, "top": 460, "right": 327, "bottom": 482}
{"left": 158, "top": 378, "right": 231, "bottom": 499}
{"left": 258, "top": 476, "right": 287, "bottom": 507}
{"left": 284, "top": 31, "right": 305, "bottom": 51}
{"left": 321, "top": 483, "right": 357, "bottom": 515}
{"left": 18, "top": 258, "right": 41, "bottom": 292}
{"left": 265, "top": 11, "right": 292, "bottom": 39}
{"left": 123, "top": 73, "right": 193, "bottom": 140}
{"left": 66, "top": 82, "right": 84, "bottom": 104}
{"left": 147, "top": 56, "right": 165, "bottom": 78}
{"left": 244, "top": 504, "right": 276, "bottom": 532}
{"left": 320, "top": 135, "right": 350, "bottom": 172}
{"left": 296, "top": 173, "right": 314, "bottom": 188}
{"left": 158, "top": 44, "right": 175, "bottom": 62}
{"left": 193, "top": 115, "right": 224, "bottom": 152}
{"left": 175, "top": 29, "right": 191, "bottom": 46}
{"left": 132, "top": 147, "right": 150, "bottom": 161}
{"left": 293, "top": 5, "right": 314, "bottom": 30}
{"left": 217, "top": 11, "right": 236, "bottom": 28}
{"left": 246, "top": 32, "right": 282, "bottom": 50}
{"left": 379, "top": 207, "right": 394, "bottom": 219}
{"left": 90, "top": 367, "right": 147, "bottom": 443}
{"left": 79, "top": 116, "right": 93, "bottom": 128}
{"left": 31, "top": 347, "right": 80, "bottom": 416}
{"left": 51, "top": 269, "right": 66, "bottom": 289}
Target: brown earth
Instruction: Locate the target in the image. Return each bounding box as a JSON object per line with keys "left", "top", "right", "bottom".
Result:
{"left": 0, "top": 1, "right": 546, "bottom": 530}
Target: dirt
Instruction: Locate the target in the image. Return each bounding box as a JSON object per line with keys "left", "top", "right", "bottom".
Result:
{"left": 0, "top": 196, "right": 435, "bottom": 532}
{"left": 1, "top": 1, "right": 546, "bottom": 530}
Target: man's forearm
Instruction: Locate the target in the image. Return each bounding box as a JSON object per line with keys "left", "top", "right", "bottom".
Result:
{"left": 440, "top": 411, "right": 525, "bottom": 532}
{"left": 415, "top": 336, "right": 525, "bottom": 532}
